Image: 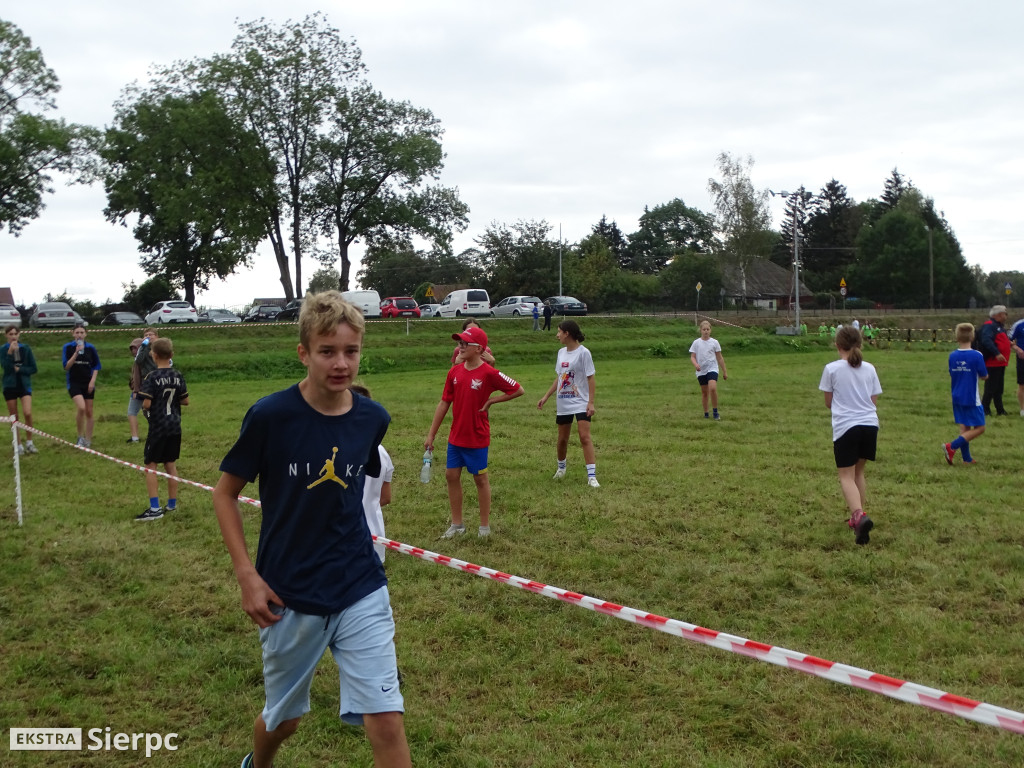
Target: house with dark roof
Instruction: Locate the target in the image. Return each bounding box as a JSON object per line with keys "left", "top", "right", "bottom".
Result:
{"left": 720, "top": 259, "right": 813, "bottom": 310}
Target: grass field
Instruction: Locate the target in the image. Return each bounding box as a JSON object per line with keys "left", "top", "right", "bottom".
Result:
{"left": 3, "top": 317, "right": 1024, "bottom": 767}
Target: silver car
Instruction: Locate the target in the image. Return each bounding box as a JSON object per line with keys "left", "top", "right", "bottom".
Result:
{"left": 0, "top": 303, "right": 22, "bottom": 328}
{"left": 419, "top": 303, "right": 442, "bottom": 318}
{"left": 30, "top": 301, "right": 83, "bottom": 328}
{"left": 492, "top": 295, "right": 543, "bottom": 317}
{"left": 198, "top": 308, "right": 241, "bottom": 324}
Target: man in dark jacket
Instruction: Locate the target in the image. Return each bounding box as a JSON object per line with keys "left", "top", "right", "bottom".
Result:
{"left": 978, "top": 305, "right": 1011, "bottom": 416}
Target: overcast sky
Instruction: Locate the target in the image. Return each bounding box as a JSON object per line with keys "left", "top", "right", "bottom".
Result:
{"left": 5, "top": 1, "right": 1023, "bottom": 310}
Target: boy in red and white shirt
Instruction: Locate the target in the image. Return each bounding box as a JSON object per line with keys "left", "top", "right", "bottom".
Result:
{"left": 425, "top": 327, "right": 523, "bottom": 538}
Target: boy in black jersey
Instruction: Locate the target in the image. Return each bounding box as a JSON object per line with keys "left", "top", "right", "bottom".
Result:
{"left": 135, "top": 338, "right": 189, "bottom": 521}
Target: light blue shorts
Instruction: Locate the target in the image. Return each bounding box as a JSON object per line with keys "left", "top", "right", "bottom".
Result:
{"left": 446, "top": 443, "right": 488, "bottom": 474}
{"left": 127, "top": 393, "right": 144, "bottom": 417}
{"left": 258, "top": 585, "right": 403, "bottom": 730}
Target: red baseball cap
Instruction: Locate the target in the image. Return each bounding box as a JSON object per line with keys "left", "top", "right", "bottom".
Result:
{"left": 452, "top": 326, "right": 487, "bottom": 348}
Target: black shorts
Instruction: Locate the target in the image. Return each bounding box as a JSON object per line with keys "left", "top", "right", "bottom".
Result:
{"left": 3, "top": 385, "right": 29, "bottom": 401}
{"left": 68, "top": 384, "right": 95, "bottom": 400}
{"left": 145, "top": 433, "right": 181, "bottom": 465}
{"left": 555, "top": 412, "right": 591, "bottom": 425}
{"left": 833, "top": 425, "right": 878, "bottom": 468}
{"left": 1017, "top": 357, "right": 1024, "bottom": 386}
{"left": 697, "top": 372, "right": 719, "bottom": 386}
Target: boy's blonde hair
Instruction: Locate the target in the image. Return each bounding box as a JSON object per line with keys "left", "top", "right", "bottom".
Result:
{"left": 298, "top": 291, "right": 365, "bottom": 348}
{"left": 151, "top": 337, "right": 174, "bottom": 360}
{"left": 955, "top": 323, "right": 975, "bottom": 344}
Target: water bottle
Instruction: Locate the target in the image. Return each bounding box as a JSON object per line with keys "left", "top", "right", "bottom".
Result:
{"left": 420, "top": 450, "right": 432, "bottom": 483}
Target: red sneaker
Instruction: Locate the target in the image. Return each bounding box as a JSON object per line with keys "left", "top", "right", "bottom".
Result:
{"left": 942, "top": 443, "right": 955, "bottom": 465}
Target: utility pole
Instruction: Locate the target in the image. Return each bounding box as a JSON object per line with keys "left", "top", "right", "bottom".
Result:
{"left": 770, "top": 189, "right": 804, "bottom": 333}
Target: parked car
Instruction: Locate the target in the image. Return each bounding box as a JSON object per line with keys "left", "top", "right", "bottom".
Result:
{"left": 276, "top": 298, "right": 303, "bottom": 321}
{"left": 341, "top": 290, "right": 382, "bottom": 318}
{"left": 244, "top": 304, "right": 282, "bottom": 322}
{"left": 0, "top": 303, "right": 22, "bottom": 328}
{"left": 145, "top": 300, "right": 199, "bottom": 324}
{"left": 438, "top": 289, "right": 491, "bottom": 318}
{"left": 198, "top": 308, "right": 241, "bottom": 324}
{"left": 418, "top": 303, "right": 442, "bottom": 318}
{"left": 544, "top": 296, "right": 588, "bottom": 316}
{"left": 492, "top": 295, "right": 543, "bottom": 317}
{"left": 380, "top": 297, "right": 421, "bottom": 318}
{"left": 30, "top": 301, "right": 85, "bottom": 328}
{"left": 100, "top": 311, "right": 145, "bottom": 326}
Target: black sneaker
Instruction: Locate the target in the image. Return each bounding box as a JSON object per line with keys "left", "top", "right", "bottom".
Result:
{"left": 135, "top": 507, "right": 164, "bottom": 522}
{"left": 854, "top": 515, "right": 873, "bottom": 545}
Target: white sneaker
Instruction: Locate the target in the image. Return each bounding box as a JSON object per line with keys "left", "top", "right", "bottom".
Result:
{"left": 588, "top": 477, "right": 600, "bottom": 488}
{"left": 441, "top": 524, "right": 466, "bottom": 539}
{"left": 16, "top": 444, "right": 25, "bottom": 455}
{"left": 1020, "top": 409, "right": 1024, "bottom": 417}
{"left": 552, "top": 469, "right": 566, "bottom": 479}
{"left": 25, "top": 442, "right": 38, "bottom": 454}
{"left": 478, "top": 525, "right": 491, "bottom": 537}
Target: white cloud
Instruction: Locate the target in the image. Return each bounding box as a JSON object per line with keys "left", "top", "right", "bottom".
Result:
{"left": 4, "top": 0, "right": 1024, "bottom": 309}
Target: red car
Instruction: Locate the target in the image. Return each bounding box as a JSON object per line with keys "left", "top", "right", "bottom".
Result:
{"left": 380, "top": 297, "right": 421, "bottom": 318}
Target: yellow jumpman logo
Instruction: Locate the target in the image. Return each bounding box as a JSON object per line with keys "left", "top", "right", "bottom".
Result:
{"left": 306, "top": 447, "right": 348, "bottom": 489}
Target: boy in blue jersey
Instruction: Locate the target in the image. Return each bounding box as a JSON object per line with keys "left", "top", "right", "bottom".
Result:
{"left": 943, "top": 323, "right": 988, "bottom": 465}
{"left": 213, "top": 292, "right": 410, "bottom": 768}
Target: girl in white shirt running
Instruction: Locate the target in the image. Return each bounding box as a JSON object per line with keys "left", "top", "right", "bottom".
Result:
{"left": 818, "top": 326, "right": 882, "bottom": 545}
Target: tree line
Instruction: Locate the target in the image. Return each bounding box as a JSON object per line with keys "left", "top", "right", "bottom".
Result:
{"left": 2, "top": 16, "right": 1021, "bottom": 315}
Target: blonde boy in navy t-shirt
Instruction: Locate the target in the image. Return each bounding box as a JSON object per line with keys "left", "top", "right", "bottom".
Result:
{"left": 213, "top": 292, "right": 410, "bottom": 768}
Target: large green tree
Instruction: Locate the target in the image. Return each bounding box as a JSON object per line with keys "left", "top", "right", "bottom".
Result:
{"left": 204, "top": 14, "right": 366, "bottom": 300}
{"left": 0, "top": 19, "right": 97, "bottom": 235}
{"left": 309, "top": 84, "right": 468, "bottom": 291}
{"left": 624, "top": 198, "right": 715, "bottom": 274}
{"left": 801, "top": 179, "right": 861, "bottom": 291}
{"left": 475, "top": 220, "right": 567, "bottom": 300}
{"left": 102, "top": 90, "right": 276, "bottom": 306}
{"left": 852, "top": 188, "right": 975, "bottom": 308}
{"left": 707, "top": 152, "right": 773, "bottom": 298}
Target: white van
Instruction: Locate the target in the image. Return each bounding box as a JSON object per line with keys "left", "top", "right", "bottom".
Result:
{"left": 438, "top": 289, "right": 491, "bottom": 318}
{"left": 341, "top": 289, "right": 382, "bottom": 318}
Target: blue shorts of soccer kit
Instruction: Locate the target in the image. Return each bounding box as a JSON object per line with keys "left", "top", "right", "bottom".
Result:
{"left": 446, "top": 443, "right": 489, "bottom": 474}
{"left": 953, "top": 404, "right": 985, "bottom": 428}
{"left": 697, "top": 372, "right": 719, "bottom": 386}
{"left": 259, "top": 585, "right": 403, "bottom": 731}
{"left": 833, "top": 425, "right": 878, "bottom": 468}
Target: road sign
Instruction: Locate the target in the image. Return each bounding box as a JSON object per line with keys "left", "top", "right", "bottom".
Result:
{"left": 424, "top": 286, "right": 435, "bottom": 298}
{"left": 840, "top": 287, "right": 847, "bottom": 297}
{"left": 696, "top": 282, "right": 702, "bottom": 291}
{"left": 840, "top": 278, "right": 847, "bottom": 288}
{"left": 1005, "top": 282, "right": 1012, "bottom": 296}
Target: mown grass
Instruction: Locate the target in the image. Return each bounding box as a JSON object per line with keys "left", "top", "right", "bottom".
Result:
{"left": 2, "top": 316, "right": 1023, "bottom": 767}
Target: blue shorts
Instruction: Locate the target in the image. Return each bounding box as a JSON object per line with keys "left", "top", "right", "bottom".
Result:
{"left": 446, "top": 443, "right": 489, "bottom": 475}
{"left": 697, "top": 372, "right": 719, "bottom": 386}
{"left": 953, "top": 404, "right": 985, "bottom": 428}
{"left": 259, "top": 585, "right": 403, "bottom": 730}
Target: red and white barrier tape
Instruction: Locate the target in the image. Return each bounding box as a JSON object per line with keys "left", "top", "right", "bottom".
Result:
{"left": 7, "top": 419, "right": 1024, "bottom": 734}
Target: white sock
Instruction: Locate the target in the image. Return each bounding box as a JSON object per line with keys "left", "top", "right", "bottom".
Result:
{"left": 586, "top": 463, "right": 596, "bottom": 477}
{"left": 557, "top": 460, "right": 567, "bottom": 471}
